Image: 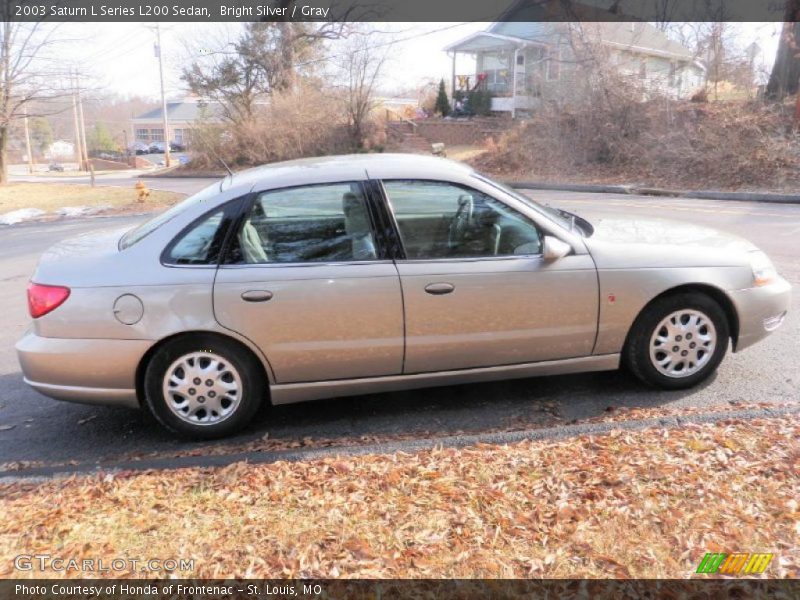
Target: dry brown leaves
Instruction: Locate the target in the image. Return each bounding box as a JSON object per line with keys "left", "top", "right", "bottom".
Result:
{"left": 0, "top": 415, "right": 797, "bottom": 579}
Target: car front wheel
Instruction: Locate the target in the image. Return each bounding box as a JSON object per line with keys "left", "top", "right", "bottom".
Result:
{"left": 625, "top": 292, "right": 730, "bottom": 390}
{"left": 144, "top": 335, "right": 265, "bottom": 438}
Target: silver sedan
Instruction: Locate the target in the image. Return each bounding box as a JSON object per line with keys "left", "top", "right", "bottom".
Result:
{"left": 16, "top": 155, "right": 791, "bottom": 438}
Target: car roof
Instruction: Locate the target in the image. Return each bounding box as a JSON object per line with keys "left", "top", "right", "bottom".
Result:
{"left": 221, "top": 153, "right": 476, "bottom": 194}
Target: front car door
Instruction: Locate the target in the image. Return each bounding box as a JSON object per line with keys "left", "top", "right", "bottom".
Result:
{"left": 213, "top": 181, "right": 404, "bottom": 384}
{"left": 380, "top": 178, "right": 599, "bottom": 374}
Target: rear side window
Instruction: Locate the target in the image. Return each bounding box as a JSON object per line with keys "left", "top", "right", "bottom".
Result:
{"left": 227, "top": 182, "right": 380, "bottom": 264}
{"left": 166, "top": 210, "right": 227, "bottom": 265}
{"left": 119, "top": 182, "right": 221, "bottom": 250}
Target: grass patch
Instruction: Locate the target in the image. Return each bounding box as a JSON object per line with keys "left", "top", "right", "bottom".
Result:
{"left": 0, "top": 183, "right": 183, "bottom": 215}
{"left": 0, "top": 415, "right": 796, "bottom": 579}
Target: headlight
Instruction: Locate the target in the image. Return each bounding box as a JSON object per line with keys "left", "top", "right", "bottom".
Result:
{"left": 749, "top": 251, "right": 777, "bottom": 287}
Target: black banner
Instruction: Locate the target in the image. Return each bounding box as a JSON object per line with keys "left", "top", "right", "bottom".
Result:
{"left": 3, "top": 579, "right": 800, "bottom": 600}
{"left": 0, "top": 0, "right": 797, "bottom": 23}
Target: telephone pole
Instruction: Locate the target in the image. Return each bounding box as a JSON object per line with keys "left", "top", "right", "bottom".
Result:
{"left": 22, "top": 113, "right": 34, "bottom": 174}
{"left": 155, "top": 24, "right": 171, "bottom": 167}
{"left": 71, "top": 78, "right": 84, "bottom": 170}
{"left": 76, "top": 73, "right": 89, "bottom": 172}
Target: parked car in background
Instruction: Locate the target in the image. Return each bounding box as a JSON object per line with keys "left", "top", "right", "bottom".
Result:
{"left": 129, "top": 142, "right": 149, "bottom": 155}
{"left": 148, "top": 141, "right": 167, "bottom": 154}
{"left": 16, "top": 155, "right": 791, "bottom": 438}
{"left": 169, "top": 140, "right": 186, "bottom": 152}
{"left": 47, "top": 163, "right": 64, "bottom": 172}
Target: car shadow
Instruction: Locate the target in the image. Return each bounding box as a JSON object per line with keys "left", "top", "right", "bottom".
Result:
{"left": 0, "top": 367, "right": 713, "bottom": 467}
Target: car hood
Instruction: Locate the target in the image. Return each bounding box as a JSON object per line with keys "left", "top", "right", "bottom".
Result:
{"left": 32, "top": 226, "right": 129, "bottom": 286}
{"left": 583, "top": 216, "right": 758, "bottom": 269}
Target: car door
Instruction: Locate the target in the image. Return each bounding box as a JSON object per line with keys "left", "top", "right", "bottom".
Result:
{"left": 381, "top": 179, "right": 598, "bottom": 374}
{"left": 213, "top": 181, "right": 404, "bottom": 384}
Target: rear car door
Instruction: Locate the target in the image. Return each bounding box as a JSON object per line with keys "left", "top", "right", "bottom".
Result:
{"left": 213, "top": 181, "right": 404, "bottom": 384}
{"left": 381, "top": 179, "right": 599, "bottom": 374}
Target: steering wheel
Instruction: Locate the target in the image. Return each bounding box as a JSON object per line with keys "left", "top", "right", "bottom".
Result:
{"left": 448, "top": 194, "right": 474, "bottom": 250}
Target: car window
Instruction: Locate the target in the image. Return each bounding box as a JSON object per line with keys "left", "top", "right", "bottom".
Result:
{"left": 119, "top": 181, "right": 221, "bottom": 250}
{"left": 166, "top": 210, "right": 226, "bottom": 265}
{"left": 228, "top": 182, "right": 379, "bottom": 264}
{"left": 383, "top": 180, "right": 542, "bottom": 260}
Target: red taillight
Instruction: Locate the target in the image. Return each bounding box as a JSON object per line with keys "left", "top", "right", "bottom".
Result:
{"left": 27, "top": 282, "right": 70, "bottom": 318}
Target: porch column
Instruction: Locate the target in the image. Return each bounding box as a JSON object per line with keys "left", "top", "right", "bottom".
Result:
{"left": 511, "top": 47, "right": 519, "bottom": 119}
{"left": 450, "top": 51, "right": 456, "bottom": 99}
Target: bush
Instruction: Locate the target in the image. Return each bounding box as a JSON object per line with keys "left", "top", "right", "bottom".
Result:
{"left": 472, "top": 80, "right": 800, "bottom": 191}
{"left": 189, "top": 84, "right": 356, "bottom": 169}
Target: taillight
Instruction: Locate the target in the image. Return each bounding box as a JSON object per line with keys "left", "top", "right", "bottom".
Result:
{"left": 27, "top": 282, "right": 70, "bottom": 318}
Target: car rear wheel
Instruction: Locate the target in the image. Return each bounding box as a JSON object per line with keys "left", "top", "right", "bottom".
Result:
{"left": 625, "top": 292, "right": 729, "bottom": 390}
{"left": 144, "top": 335, "right": 265, "bottom": 438}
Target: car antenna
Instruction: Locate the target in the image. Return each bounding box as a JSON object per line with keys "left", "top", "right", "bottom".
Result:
{"left": 192, "top": 125, "right": 234, "bottom": 179}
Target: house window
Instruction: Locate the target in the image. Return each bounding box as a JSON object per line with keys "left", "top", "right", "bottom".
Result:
{"left": 481, "top": 50, "right": 511, "bottom": 93}
{"left": 173, "top": 129, "right": 184, "bottom": 143}
{"left": 150, "top": 128, "right": 165, "bottom": 142}
{"left": 516, "top": 53, "right": 525, "bottom": 66}
{"left": 668, "top": 62, "right": 677, "bottom": 86}
{"left": 639, "top": 58, "right": 647, "bottom": 79}
{"left": 135, "top": 128, "right": 149, "bottom": 142}
{"left": 546, "top": 46, "right": 560, "bottom": 81}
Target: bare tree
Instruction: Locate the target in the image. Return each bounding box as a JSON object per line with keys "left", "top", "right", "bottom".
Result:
{"left": 0, "top": 12, "right": 69, "bottom": 183}
{"left": 336, "top": 28, "right": 390, "bottom": 147}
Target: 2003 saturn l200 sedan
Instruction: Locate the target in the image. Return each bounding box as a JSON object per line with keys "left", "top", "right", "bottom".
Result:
{"left": 17, "top": 154, "right": 791, "bottom": 438}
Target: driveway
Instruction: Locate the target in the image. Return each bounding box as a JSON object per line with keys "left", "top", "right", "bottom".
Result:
{"left": 0, "top": 189, "right": 797, "bottom": 470}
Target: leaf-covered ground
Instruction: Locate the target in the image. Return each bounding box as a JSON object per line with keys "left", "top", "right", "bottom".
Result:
{"left": 0, "top": 415, "right": 797, "bottom": 579}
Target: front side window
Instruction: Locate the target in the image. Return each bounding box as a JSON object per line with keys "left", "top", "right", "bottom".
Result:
{"left": 229, "top": 182, "right": 379, "bottom": 265}
{"left": 383, "top": 180, "right": 542, "bottom": 260}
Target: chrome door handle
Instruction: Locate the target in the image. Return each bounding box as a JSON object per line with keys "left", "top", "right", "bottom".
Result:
{"left": 241, "top": 290, "right": 273, "bottom": 302}
{"left": 424, "top": 282, "right": 455, "bottom": 295}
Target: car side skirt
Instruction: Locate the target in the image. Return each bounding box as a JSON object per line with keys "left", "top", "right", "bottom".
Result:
{"left": 270, "top": 353, "right": 620, "bottom": 405}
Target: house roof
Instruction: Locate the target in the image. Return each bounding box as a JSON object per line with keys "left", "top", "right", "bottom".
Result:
{"left": 447, "top": 1, "right": 697, "bottom": 63}
{"left": 132, "top": 100, "right": 223, "bottom": 123}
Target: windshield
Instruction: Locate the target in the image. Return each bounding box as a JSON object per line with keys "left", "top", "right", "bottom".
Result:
{"left": 118, "top": 181, "right": 223, "bottom": 250}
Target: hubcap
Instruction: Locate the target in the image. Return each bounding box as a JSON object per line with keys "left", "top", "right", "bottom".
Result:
{"left": 649, "top": 309, "right": 716, "bottom": 378}
{"left": 162, "top": 352, "right": 242, "bottom": 425}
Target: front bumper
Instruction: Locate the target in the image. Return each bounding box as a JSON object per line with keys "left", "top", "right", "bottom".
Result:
{"left": 15, "top": 332, "right": 152, "bottom": 409}
{"left": 728, "top": 276, "right": 791, "bottom": 352}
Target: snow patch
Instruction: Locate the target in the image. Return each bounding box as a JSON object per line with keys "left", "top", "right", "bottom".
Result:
{"left": 54, "top": 205, "right": 111, "bottom": 217}
{"left": 0, "top": 208, "right": 46, "bottom": 225}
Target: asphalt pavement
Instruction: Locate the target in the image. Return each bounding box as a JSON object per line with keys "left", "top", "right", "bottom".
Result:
{"left": 0, "top": 181, "right": 798, "bottom": 470}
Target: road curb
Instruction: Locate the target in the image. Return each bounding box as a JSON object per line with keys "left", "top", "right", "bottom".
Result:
{"left": 509, "top": 181, "right": 800, "bottom": 204}
{"left": 3, "top": 405, "right": 798, "bottom": 481}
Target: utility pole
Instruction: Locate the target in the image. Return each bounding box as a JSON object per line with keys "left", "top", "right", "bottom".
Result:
{"left": 22, "top": 113, "right": 34, "bottom": 174}
{"left": 155, "top": 24, "right": 171, "bottom": 167}
{"left": 75, "top": 72, "right": 89, "bottom": 172}
{"left": 71, "top": 76, "right": 84, "bottom": 171}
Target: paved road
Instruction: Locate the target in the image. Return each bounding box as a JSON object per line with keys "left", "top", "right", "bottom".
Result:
{"left": 0, "top": 186, "right": 797, "bottom": 469}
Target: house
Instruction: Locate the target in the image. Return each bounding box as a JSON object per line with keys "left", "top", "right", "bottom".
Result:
{"left": 130, "top": 98, "right": 222, "bottom": 146}
{"left": 44, "top": 140, "right": 76, "bottom": 160}
{"left": 445, "top": 9, "right": 705, "bottom": 117}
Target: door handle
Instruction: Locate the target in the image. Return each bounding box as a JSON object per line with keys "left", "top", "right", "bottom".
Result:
{"left": 424, "top": 282, "right": 455, "bottom": 295}
{"left": 241, "top": 290, "right": 273, "bottom": 302}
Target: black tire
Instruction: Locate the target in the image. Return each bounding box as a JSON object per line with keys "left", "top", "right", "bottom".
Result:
{"left": 144, "top": 334, "right": 266, "bottom": 439}
{"left": 624, "top": 292, "right": 729, "bottom": 390}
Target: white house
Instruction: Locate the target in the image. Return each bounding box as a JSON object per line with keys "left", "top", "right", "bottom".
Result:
{"left": 445, "top": 15, "right": 705, "bottom": 117}
{"left": 44, "top": 140, "right": 76, "bottom": 160}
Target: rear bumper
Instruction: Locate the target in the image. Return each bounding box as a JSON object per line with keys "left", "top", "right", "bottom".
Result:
{"left": 729, "top": 277, "right": 791, "bottom": 352}
{"left": 15, "top": 332, "right": 151, "bottom": 409}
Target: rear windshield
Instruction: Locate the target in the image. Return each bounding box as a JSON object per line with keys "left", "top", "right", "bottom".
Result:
{"left": 118, "top": 182, "right": 222, "bottom": 250}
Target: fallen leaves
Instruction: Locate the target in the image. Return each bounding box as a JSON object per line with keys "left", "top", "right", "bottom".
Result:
{"left": 0, "top": 415, "right": 797, "bottom": 579}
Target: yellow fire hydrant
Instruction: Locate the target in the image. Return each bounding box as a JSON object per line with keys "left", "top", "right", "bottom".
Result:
{"left": 135, "top": 181, "right": 150, "bottom": 203}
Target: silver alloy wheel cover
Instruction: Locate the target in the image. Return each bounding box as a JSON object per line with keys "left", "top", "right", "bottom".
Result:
{"left": 649, "top": 309, "right": 717, "bottom": 378}
{"left": 162, "top": 351, "right": 243, "bottom": 425}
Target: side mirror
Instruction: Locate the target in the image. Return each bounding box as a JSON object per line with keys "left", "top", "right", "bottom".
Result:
{"left": 542, "top": 236, "right": 572, "bottom": 261}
